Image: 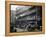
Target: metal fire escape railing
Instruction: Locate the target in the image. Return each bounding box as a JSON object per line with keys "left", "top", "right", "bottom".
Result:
{"left": 10, "top": 6, "right": 42, "bottom": 32}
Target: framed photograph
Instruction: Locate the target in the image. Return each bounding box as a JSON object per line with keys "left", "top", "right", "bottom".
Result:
{"left": 5, "top": 1, "right": 45, "bottom": 36}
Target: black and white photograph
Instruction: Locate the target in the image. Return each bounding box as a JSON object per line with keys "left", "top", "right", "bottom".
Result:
{"left": 10, "top": 5, "right": 42, "bottom": 32}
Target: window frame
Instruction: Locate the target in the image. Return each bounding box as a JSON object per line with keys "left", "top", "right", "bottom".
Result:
{"left": 5, "top": 1, "right": 45, "bottom": 36}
